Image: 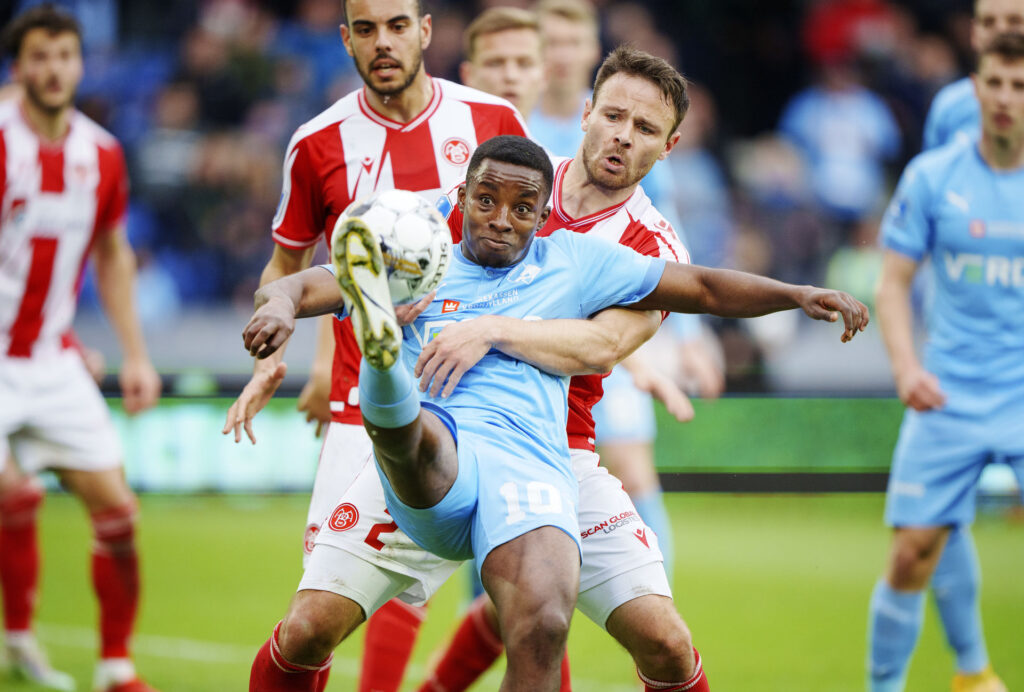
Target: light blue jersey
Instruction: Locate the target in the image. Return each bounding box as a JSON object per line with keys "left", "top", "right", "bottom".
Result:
{"left": 881, "top": 137, "right": 1024, "bottom": 527}
{"left": 381, "top": 229, "right": 665, "bottom": 562}
{"left": 922, "top": 77, "right": 980, "bottom": 151}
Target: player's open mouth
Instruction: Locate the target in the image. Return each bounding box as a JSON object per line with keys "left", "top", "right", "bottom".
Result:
{"left": 372, "top": 61, "right": 401, "bottom": 75}
{"left": 604, "top": 155, "right": 625, "bottom": 171}
{"left": 993, "top": 113, "right": 1012, "bottom": 128}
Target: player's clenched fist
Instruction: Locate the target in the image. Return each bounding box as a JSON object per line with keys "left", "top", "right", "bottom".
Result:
{"left": 243, "top": 296, "right": 296, "bottom": 359}
{"left": 796, "top": 288, "right": 870, "bottom": 343}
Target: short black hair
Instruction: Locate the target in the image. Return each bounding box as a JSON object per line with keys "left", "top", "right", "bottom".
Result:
{"left": 343, "top": 0, "right": 424, "bottom": 24}
{"left": 978, "top": 30, "right": 1024, "bottom": 68}
{"left": 2, "top": 3, "right": 81, "bottom": 59}
{"left": 466, "top": 135, "right": 554, "bottom": 200}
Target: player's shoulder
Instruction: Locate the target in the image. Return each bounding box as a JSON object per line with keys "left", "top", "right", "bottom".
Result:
{"left": 929, "top": 76, "right": 975, "bottom": 114}
{"left": 68, "top": 110, "right": 121, "bottom": 150}
{"left": 286, "top": 91, "right": 361, "bottom": 152}
{"left": 906, "top": 136, "right": 975, "bottom": 184}
{"left": 619, "top": 186, "right": 689, "bottom": 262}
{"left": 435, "top": 78, "right": 518, "bottom": 112}
{"left": 0, "top": 98, "right": 19, "bottom": 129}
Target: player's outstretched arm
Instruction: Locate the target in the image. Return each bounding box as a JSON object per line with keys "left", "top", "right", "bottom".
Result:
{"left": 415, "top": 308, "right": 662, "bottom": 398}
{"left": 875, "top": 250, "right": 945, "bottom": 411}
{"left": 91, "top": 224, "right": 161, "bottom": 415}
{"left": 630, "top": 263, "right": 870, "bottom": 342}
{"left": 223, "top": 266, "right": 341, "bottom": 443}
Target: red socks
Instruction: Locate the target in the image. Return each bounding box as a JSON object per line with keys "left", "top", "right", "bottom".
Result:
{"left": 418, "top": 595, "right": 502, "bottom": 692}
{"left": 250, "top": 622, "right": 332, "bottom": 692}
{"left": 639, "top": 648, "right": 709, "bottom": 692}
{"left": 0, "top": 480, "right": 45, "bottom": 632}
{"left": 90, "top": 502, "right": 140, "bottom": 659}
{"left": 359, "top": 599, "right": 426, "bottom": 692}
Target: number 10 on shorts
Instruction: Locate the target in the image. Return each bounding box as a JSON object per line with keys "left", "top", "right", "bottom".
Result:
{"left": 499, "top": 481, "right": 563, "bottom": 524}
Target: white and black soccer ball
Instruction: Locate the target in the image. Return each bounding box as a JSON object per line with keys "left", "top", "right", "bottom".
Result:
{"left": 341, "top": 190, "right": 452, "bottom": 305}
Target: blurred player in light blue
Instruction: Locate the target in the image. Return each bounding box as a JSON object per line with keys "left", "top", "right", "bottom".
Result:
{"left": 923, "top": 0, "right": 1023, "bottom": 150}
{"left": 867, "top": 32, "right": 1024, "bottom": 692}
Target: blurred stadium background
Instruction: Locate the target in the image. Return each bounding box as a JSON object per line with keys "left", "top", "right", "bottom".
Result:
{"left": 2, "top": 0, "right": 1021, "bottom": 690}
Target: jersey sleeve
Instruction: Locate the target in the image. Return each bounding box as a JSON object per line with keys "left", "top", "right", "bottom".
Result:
{"left": 437, "top": 183, "right": 463, "bottom": 243}
{"left": 271, "top": 135, "right": 326, "bottom": 249}
{"left": 880, "top": 157, "right": 933, "bottom": 261}
{"left": 94, "top": 142, "right": 129, "bottom": 234}
{"left": 556, "top": 230, "right": 666, "bottom": 316}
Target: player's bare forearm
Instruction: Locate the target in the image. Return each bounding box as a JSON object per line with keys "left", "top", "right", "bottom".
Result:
{"left": 491, "top": 308, "right": 660, "bottom": 375}
{"left": 633, "top": 263, "right": 869, "bottom": 341}
{"left": 249, "top": 244, "right": 319, "bottom": 373}
{"left": 875, "top": 251, "right": 921, "bottom": 375}
{"left": 92, "top": 227, "right": 149, "bottom": 362}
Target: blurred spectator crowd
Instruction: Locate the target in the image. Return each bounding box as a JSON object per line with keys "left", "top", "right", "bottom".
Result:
{"left": 0, "top": 0, "right": 976, "bottom": 337}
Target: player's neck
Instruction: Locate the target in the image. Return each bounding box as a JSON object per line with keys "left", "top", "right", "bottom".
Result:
{"left": 559, "top": 157, "right": 635, "bottom": 218}
{"left": 539, "top": 86, "right": 585, "bottom": 119}
{"left": 20, "top": 96, "right": 72, "bottom": 143}
{"left": 364, "top": 72, "right": 434, "bottom": 123}
{"left": 979, "top": 130, "right": 1024, "bottom": 171}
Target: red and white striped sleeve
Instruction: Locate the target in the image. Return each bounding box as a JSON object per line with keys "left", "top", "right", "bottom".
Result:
{"left": 271, "top": 133, "right": 328, "bottom": 250}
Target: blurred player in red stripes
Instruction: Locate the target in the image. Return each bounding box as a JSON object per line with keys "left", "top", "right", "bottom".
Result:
{"left": 0, "top": 5, "right": 162, "bottom": 691}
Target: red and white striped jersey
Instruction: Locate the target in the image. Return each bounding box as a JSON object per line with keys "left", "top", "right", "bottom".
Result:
{"left": 0, "top": 99, "right": 128, "bottom": 360}
{"left": 444, "top": 156, "right": 689, "bottom": 452}
{"left": 271, "top": 78, "right": 528, "bottom": 424}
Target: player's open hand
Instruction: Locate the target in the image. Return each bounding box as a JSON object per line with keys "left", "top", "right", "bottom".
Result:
{"left": 243, "top": 296, "right": 296, "bottom": 359}
{"left": 895, "top": 365, "right": 946, "bottom": 412}
{"left": 119, "top": 355, "right": 161, "bottom": 415}
{"left": 223, "top": 362, "right": 288, "bottom": 443}
{"left": 797, "top": 288, "right": 870, "bottom": 342}
{"left": 415, "top": 316, "right": 495, "bottom": 398}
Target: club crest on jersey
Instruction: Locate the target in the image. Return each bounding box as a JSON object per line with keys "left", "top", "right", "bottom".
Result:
{"left": 969, "top": 220, "right": 986, "bottom": 238}
{"left": 511, "top": 264, "right": 542, "bottom": 284}
{"left": 441, "top": 299, "right": 461, "bottom": 313}
{"left": 441, "top": 138, "right": 471, "bottom": 166}
{"left": 328, "top": 503, "right": 360, "bottom": 532}
{"left": 303, "top": 524, "right": 319, "bottom": 554}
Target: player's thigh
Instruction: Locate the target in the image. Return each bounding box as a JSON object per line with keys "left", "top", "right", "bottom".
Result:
{"left": 303, "top": 422, "right": 374, "bottom": 563}
{"left": 307, "top": 455, "right": 461, "bottom": 616}
{"left": 886, "top": 407, "right": 992, "bottom": 528}
{"left": 378, "top": 405, "right": 478, "bottom": 561}
{"left": 604, "top": 592, "right": 691, "bottom": 659}
{"left": 6, "top": 351, "right": 122, "bottom": 476}
{"left": 58, "top": 466, "right": 135, "bottom": 513}
{"left": 481, "top": 525, "right": 580, "bottom": 622}
{"left": 574, "top": 453, "right": 665, "bottom": 593}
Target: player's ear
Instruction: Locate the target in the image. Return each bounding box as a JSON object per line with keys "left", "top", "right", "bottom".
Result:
{"left": 538, "top": 205, "right": 551, "bottom": 227}
{"left": 659, "top": 130, "right": 682, "bottom": 161}
{"left": 580, "top": 98, "right": 593, "bottom": 132}
{"left": 457, "top": 184, "right": 467, "bottom": 211}
{"left": 459, "top": 61, "right": 472, "bottom": 86}
{"left": 420, "top": 14, "right": 432, "bottom": 50}
{"left": 340, "top": 24, "right": 354, "bottom": 56}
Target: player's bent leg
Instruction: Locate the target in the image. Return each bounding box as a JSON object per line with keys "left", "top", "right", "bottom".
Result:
{"left": 886, "top": 526, "right": 949, "bottom": 591}
{"left": 481, "top": 526, "right": 579, "bottom": 692}
{"left": 279, "top": 590, "right": 365, "bottom": 666}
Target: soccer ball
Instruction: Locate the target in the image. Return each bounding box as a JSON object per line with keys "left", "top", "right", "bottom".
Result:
{"left": 340, "top": 190, "right": 452, "bottom": 305}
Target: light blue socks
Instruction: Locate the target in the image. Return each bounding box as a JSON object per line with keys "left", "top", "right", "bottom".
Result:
{"left": 358, "top": 359, "right": 420, "bottom": 428}
{"left": 867, "top": 580, "right": 924, "bottom": 692}
{"left": 932, "top": 526, "right": 988, "bottom": 673}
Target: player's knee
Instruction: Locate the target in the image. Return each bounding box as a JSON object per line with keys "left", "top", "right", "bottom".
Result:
{"left": 889, "top": 532, "right": 942, "bottom": 588}
{"left": 279, "top": 608, "right": 341, "bottom": 664}
{"left": 503, "top": 600, "right": 572, "bottom": 656}
{"left": 90, "top": 500, "right": 138, "bottom": 554}
{"left": 0, "top": 477, "right": 45, "bottom": 527}
{"left": 632, "top": 620, "right": 694, "bottom": 679}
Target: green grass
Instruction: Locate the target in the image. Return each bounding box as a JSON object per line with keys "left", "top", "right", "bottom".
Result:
{"left": 8, "top": 493, "right": 1022, "bottom": 691}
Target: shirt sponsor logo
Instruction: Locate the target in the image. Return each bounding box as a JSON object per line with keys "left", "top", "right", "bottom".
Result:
{"left": 441, "top": 138, "right": 471, "bottom": 166}
{"left": 441, "top": 299, "right": 460, "bottom": 313}
{"left": 944, "top": 251, "right": 1024, "bottom": 287}
{"left": 328, "top": 503, "right": 360, "bottom": 532}
{"left": 581, "top": 510, "right": 642, "bottom": 538}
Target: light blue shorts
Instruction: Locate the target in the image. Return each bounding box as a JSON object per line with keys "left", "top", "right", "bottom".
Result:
{"left": 378, "top": 403, "right": 581, "bottom": 571}
{"left": 885, "top": 383, "right": 1024, "bottom": 527}
{"left": 592, "top": 367, "right": 655, "bottom": 445}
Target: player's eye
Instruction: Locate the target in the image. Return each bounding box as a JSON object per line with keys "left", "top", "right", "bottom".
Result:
{"left": 515, "top": 204, "right": 531, "bottom": 215}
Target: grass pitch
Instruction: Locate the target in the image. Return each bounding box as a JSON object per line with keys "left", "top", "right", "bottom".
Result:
{"left": 8, "top": 493, "right": 1021, "bottom": 691}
